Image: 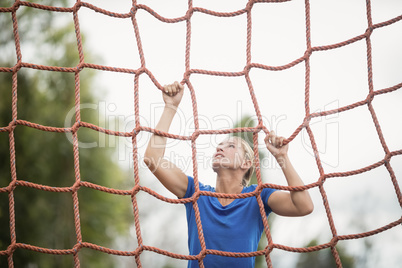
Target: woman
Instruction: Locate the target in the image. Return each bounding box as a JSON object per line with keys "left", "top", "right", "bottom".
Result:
{"left": 144, "top": 81, "right": 314, "bottom": 267}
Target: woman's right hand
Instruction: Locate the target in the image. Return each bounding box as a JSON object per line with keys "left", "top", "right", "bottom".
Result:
{"left": 163, "top": 81, "right": 184, "bottom": 107}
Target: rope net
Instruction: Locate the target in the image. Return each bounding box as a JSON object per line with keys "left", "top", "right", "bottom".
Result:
{"left": 1, "top": 0, "right": 401, "bottom": 267}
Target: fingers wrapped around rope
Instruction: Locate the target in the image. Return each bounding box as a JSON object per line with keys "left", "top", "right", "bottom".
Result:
{"left": 163, "top": 81, "right": 184, "bottom": 97}
{"left": 264, "top": 130, "right": 289, "bottom": 158}
{"left": 265, "top": 130, "right": 285, "bottom": 148}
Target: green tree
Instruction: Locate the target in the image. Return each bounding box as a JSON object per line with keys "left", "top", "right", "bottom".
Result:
{"left": 296, "top": 239, "right": 355, "bottom": 268}
{"left": 0, "top": 2, "right": 132, "bottom": 267}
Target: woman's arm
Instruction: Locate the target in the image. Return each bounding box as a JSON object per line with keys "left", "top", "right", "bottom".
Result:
{"left": 144, "top": 81, "right": 188, "bottom": 198}
{"left": 265, "top": 131, "right": 314, "bottom": 216}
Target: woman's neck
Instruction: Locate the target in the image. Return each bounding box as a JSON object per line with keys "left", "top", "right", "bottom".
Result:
{"left": 215, "top": 174, "right": 243, "bottom": 193}
{"left": 215, "top": 171, "right": 244, "bottom": 206}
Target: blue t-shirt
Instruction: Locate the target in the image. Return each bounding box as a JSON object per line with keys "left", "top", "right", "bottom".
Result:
{"left": 183, "top": 176, "right": 277, "bottom": 268}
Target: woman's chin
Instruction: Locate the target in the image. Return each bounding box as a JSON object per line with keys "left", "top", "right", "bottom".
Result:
{"left": 212, "top": 160, "right": 230, "bottom": 172}
{"left": 212, "top": 160, "right": 221, "bottom": 171}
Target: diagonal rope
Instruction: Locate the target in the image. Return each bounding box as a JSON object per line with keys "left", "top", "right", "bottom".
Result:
{"left": 0, "top": 0, "right": 401, "bottom": 267}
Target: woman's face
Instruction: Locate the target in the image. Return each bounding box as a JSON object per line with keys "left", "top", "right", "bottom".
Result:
{"left": 212, "top": 137, "right": 246, "bottom": 172}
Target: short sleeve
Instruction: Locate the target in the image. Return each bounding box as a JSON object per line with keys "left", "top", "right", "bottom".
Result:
{"left": 183, "top": 176, "right": 195, "bottom": 199}
{"left": 261, "top": 188, "right": 278, "bottom": 214}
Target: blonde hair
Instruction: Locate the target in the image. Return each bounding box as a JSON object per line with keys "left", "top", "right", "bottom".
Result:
{"left": 231, "top": 136, "right": 255, "bottom": 187}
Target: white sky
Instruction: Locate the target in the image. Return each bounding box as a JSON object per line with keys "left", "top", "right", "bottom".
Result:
{"left": 18, "top": 0, "right": 402, "bottom": 267}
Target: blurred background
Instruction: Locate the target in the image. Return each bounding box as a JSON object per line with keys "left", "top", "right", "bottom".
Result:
{"left": 0, "top": 0, "right": 401, "bottom": 267}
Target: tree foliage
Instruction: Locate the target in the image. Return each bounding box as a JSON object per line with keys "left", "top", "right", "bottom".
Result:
{"left": 0, "top": 2, "right": 132, "bottom": 267}
{"left": 296, "top": 239, "right": 355, "bottom": 268}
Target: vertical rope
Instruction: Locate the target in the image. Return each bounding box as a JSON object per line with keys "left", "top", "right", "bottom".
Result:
{"left": 363, "top": 0, "right": 402, "bottom": 208}
{"left": 305, "top": 0, "right": 340, "bottom": 266}
{"left": 253, "top": 132, "right": 274, "bottom": 267}
{"left": 6, "top": 2, "right": 22, "bottom": 266}
{"left": 71, "top": 1, "right": 85, "bottom": 265}
{"left": 130, "top": 1, "right": 145, "bottom": 266}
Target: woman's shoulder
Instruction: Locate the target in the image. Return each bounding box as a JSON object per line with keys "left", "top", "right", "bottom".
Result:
{"left": 243, "top": 184, "right": 258, "bottom": 193}
{"left": 244, "top": 184, "right": 277, "bottom": 195}
{"left": 187, "top": 176, "right": 214, "bottom": 192}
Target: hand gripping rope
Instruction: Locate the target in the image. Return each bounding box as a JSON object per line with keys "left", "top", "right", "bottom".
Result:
{"left": 0, "top": 0, "right": 401, "bottom": 267}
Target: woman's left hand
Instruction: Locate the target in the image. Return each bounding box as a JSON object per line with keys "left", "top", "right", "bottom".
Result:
{"left": 264, "top": 130, "right": 288, "bottom": 159}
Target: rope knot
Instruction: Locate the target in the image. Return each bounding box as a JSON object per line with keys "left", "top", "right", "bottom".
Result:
{"left": 71, "top": 181, "right": 81, "bottom": 192}
{"left": 199, "top": 248, "right": 207, "bottom": 259}
{"left": 130, "top": 5, "right": 138, "bottom": 16}
{"left": 366, "top": 92, "right": 375, "bottom": 104}
{"left": 183, "top": 71, "right": 191, "bottom": 82}
{"left": 185, "top": 7, "right": 194, "bottom": 20}
{"left": 243, "top": 64, "right": 252, "bottom": 74}
{"left": 365, "top": 26, "right": 373, "bottom": 37}
{"left": 192, "top": 190, "right": 201, "bottom": 203}
{"left": 76, "top": 62, "right": 84, "bottom": 73}
{"left": 245, "top": 0, "right": 254, "bottom": 11}
{"left": 137, "top": 67, "right": 146, "bottom": 75}
{"left": 255, "top": 184, "right": 263, "bottom": 196}
{"left": 72, "top": 1, "right": 81, "bottom": 13}
{"left": 132, "top": 185, "right": 141, "bottom": 196}
{"left": 8, "top": 120, "right": 17, "bottom": 132}
{"left": 191, "top": 131, "right": 200, "bottom": 142}
{"left": 136, "top": 243, "right": 144, "bottom": 255}
{"left": 11, "top": 0, "right": 21, "bottom": 12}
{"left": 384, "top": 153, "right": 392, "bottom": 165}
{"left": 302, "top": 115, "right": 312, "bottom": 128}
{"left": 73, "top": 242, "right": 83, "bottom": 254}
{"left": 318, "top": 174, "right": 326, "bottom": 185}
{"left": 71, "top": 121, "right": 81, "bottom": 133}
{"left": 8, "top": 180, "right": 18, "bottom": 192}
{"left": 265, "top": 244, "right": 274, "bottom": 255}
{"left": 304, "top": 48, "right": 313, "bottom": 59}
{"left": 132, "top": 126, "right": 141, "bottom": 137}
{"left": 13, "top": 61, "right": 22, "bottom": 73}
{"left": 6, "top": 242, "right": 17, "bottom": 256}
{"left": 330, "top": 235, "right": 339, "bottom": 246}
